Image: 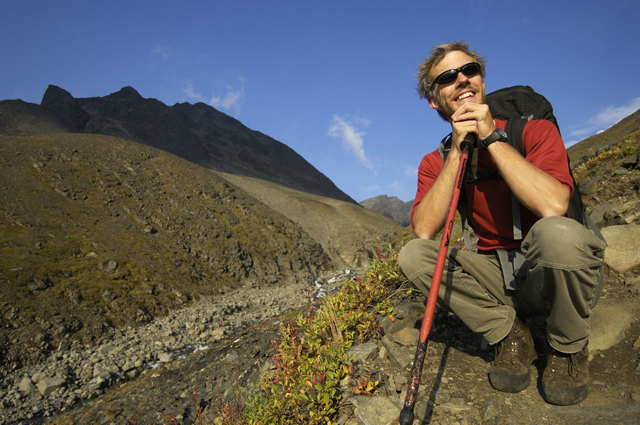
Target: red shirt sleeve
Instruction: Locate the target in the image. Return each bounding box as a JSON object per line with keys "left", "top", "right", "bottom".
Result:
{"left": 521, "top": 119, "right": 574, "bottom": 197}
{"left": 410, "top": 149, "right": 443, "bottom": 229}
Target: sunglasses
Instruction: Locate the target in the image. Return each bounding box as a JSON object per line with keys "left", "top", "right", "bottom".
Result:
{"left": 431, "top": 62, "right": 482, "bottom": 87}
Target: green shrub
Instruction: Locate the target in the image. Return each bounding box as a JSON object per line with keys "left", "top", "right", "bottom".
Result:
{"left": 213, "top": 245, "right": 407, "bottom": 424}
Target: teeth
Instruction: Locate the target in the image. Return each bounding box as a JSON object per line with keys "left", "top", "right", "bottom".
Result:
{"left": 457, "top": 92, "right": 474, "bottom": 101}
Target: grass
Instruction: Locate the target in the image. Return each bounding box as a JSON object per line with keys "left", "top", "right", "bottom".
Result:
{"left": 202, "top": 245, "right": 408, "bottom": 425}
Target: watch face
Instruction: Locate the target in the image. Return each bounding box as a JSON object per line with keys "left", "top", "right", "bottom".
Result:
{"left": 482, "top": 129, "right": 507, "bottom": 149}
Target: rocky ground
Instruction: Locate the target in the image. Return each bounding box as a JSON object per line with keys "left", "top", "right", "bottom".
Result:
{"left": 4, "top": 243, "right": 638, "bottom": 425}
{"left": 0, "top": 270, "right": 358, "bottom": 424}
{"left": 2, "top": 217, "right": 639, "bottom": 425}
{"left": 0, "top": 247, "right": 638, "bottom": 425}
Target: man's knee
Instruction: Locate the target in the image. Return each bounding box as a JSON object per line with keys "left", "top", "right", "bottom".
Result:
{"left": 524, "top": 217, "right": 581, "bottom": 260}
{"left": 398, "top": 238, "right": 438, "bottom": 277}
{"left": 523, "top": 216, "right": 604, "bottom": 268}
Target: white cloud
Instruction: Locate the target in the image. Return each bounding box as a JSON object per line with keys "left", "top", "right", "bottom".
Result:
{"left": 182, "top": 80, "right": 206, "bottom": 103}
{"left": 209, "top": 80, "right": 245, "bottom": 115}
{"left": 568, "top": 97, "right": 640, "bottom": 142}
{"left": 182, "top": 79, "right": 245, "bottom": 116}
{"left": 363, "top": 184, "right": 381, "bottom": 192}
{"left": 153, "top": 45, "right": 174, "bottom": 60}
{"left": 405, "top": 166, "right": 418, "bottom": 177}
{"left": 326, "top": 114, "right": 375, "bottom": 172}
{"left": 592, "top": 97, "right": 640, "bottom": 127}
{"left": 388, "top": 180, "right": 402, "bottom": 191}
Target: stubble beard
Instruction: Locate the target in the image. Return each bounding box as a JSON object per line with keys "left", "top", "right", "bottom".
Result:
{"left": 434, "top": 86, "right": 487, "bottom": 122}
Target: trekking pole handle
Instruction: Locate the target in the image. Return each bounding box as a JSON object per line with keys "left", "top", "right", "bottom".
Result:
{"left": 460, "top": 133, "right": 475, "bottom": 153}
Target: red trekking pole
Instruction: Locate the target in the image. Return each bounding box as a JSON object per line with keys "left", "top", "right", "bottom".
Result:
{"left": 399, "top": 136, "right": 474, "bottom": 425}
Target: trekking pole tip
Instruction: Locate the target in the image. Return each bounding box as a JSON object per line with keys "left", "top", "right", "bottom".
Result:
{"left": 399, "top": 406, "right": 414, "bottom": 425}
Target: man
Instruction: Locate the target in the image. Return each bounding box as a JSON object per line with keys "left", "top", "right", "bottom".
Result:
{"left": 398, "top": 41, "right": 606, "bottom": 406}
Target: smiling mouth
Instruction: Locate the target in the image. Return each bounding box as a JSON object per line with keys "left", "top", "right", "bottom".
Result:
{"left": 456, "top": 91, "right": 475, "bottom": 101}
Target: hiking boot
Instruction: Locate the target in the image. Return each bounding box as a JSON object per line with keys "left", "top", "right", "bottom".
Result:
{"left": 488, "top": 317, "right": 537, "bottom": 393}
{"left": 542, "top": 344, "right": 589, "bottom": 405}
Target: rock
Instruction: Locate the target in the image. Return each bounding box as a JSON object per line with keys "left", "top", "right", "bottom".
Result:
{"left": 346, "top": 343, "right": 379, "bottom": 363}
{"left": 105, "top": 260, "right": 118, "bottom": 272}
{"left": 211, "top": 328, "right": 225, "bottom": 341}
{"left": 588, "top": 305, "right": 635, "bottom": 355}
{"left": 601, "top": 225, "right": 640, "bottom": 273}
{"left": 102, "top": 289, "right": 116, "bottom": 301}
{"left": 350, "top": 395, "right": 401, "bottom": 425}
{"left": 621, "top": 154, "right": 638, "bottom": 169}
{"left": 144, "top": 225, "right": 157, "bottom": 234}
{"left": 612, "top": 167, "right": 629, "bottom": 177}
{"left": 18, "top": 376, "right": 36, "bottom": 393}
{"left": 158, "top": 352, "right": 174, "bottom": 363}
{"left": 391, "top": 327, "right": 420, "bottom": 347}
{"left": 588, "top": 201, "right": 614, "bottom": 224}
{"left": 483, "top": 401, "right": 501, "bottom": 421}
{"left": 550, "top": 402, "right": 640, "bottom": 424}
{"left": 36, "top": 377, "right": 66, "bottom": 397}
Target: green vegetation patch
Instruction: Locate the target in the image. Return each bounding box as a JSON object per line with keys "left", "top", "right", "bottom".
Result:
{"left": 213, "top": 246, "right": 408, "bottom": 425}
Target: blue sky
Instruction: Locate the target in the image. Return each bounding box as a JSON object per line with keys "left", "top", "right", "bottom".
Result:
{"left": 2, "top": 1, "right": 639, "bottom": 203}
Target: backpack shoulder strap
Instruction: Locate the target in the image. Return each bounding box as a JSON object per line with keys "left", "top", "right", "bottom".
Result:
{"left": 504, "top": 116, "right": 528, "bottom": 156}
{"left": 503, "top": 116, "right": 530, "bottom": 242}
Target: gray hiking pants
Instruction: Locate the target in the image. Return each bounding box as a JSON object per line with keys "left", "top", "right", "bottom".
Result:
{"left": 398, "top": 216, "right": 606, "bottom": 354}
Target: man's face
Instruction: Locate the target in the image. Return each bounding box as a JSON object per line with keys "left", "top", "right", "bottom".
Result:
{"left": 428, "top": 51, "right": 486, "bottom": 121}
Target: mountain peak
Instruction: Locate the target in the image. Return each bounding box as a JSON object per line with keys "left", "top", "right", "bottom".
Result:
{"left": 105, "top": 86, "right": 143, "bottom": 100}
{"left": 40, "top": 85, "right": 88, "bottom": 130}
{"left": 41, "top": 85, "right": 75, "bottom": 105}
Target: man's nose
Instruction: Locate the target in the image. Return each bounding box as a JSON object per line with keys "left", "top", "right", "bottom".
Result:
{"left": 455, "top": 71, "right": 471, "bottom": 85}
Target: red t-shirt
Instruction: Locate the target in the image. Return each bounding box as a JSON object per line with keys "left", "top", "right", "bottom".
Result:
{"left": 410, "top": 119, "right": 574, "bottom": 251}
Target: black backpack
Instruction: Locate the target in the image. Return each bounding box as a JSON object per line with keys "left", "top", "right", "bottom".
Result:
{"left": 439, "top": 85, "right": 604, "bottom": 253}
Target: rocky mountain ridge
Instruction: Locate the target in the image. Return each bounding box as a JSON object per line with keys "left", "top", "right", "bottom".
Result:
{"left": 360, "top": 195, "right": 413, "bottom": 227}
{"left": 1, "top": 85, "right": 356, "bottom": 204}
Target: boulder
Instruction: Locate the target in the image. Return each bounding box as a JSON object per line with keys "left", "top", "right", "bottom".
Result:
{"left": 36, "top": 376, "right": 66, "bottom": 397}
{"left": 601, "top": 225, "right": 640, "bottom": 273}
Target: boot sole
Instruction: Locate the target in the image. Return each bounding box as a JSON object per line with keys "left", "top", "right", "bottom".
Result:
{"left": 489, "top": 371, "right": 531, "bottom": 393}
{"left": 542, "top": 382, "right": 588, "bottom": 406}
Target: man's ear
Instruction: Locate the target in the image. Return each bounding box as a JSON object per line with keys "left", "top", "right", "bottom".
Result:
{"left": 428, "top": 97, "right": 439, "bottom": 111}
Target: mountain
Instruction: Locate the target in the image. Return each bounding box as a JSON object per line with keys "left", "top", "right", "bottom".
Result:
{"left": 0, "top": 98, "right": 69, "bottom": 135}
{"left": 0, "top": 133, "right": 329, "bottom": 367}
{"left": 9, "top": 85, "right": 355, "bottom": 204}
{"left": 567, "top": 109, "right": 640, "bottom": 163}
{"left": 0, "top": 90, "right": 401, "bottom": 371}
{"left": 360, "top": 195, "right": 413, "bottom": 226}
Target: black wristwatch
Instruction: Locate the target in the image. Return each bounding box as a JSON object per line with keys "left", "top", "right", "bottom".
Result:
{"left": 480, "top": 128, "right": 508, "bottom": 150}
